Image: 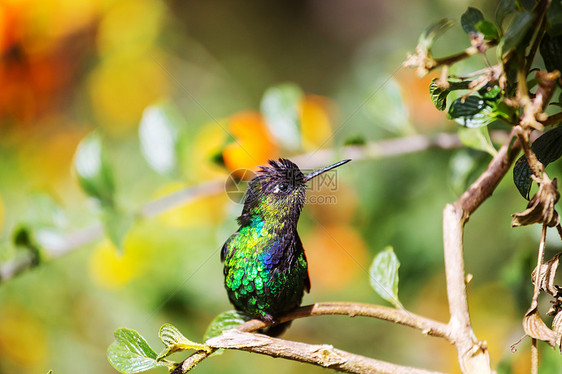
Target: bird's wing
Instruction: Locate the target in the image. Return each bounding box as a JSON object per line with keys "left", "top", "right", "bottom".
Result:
{"left": 220, "top": 232, "right": 238, "bottom": 263}
{"left": 294, "top": 233, "right": 311, "bottom": 293}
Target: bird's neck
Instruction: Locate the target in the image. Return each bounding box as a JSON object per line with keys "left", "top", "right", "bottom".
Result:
{"left": 242, "top": 207, "right": 300, "bottom": 235}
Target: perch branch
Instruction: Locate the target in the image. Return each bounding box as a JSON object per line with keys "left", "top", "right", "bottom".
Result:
{"left": 205, "top": 329, "right": 445, "bottom": 374}
{"left": 174, "top": 302, "right": 450, "bottom": 374}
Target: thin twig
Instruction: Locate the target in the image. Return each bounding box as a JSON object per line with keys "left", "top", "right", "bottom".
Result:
{"left": 245, "top": 302, "right": 451, "bottom": 341}
{"left": 430, "top": 41, "right": 498, "bottom": 72}
{"left": 0, "top": 132, "right": 480, "bottom": 283}
{"left": 531, "top": 225, "right": 548, "bottom": 310}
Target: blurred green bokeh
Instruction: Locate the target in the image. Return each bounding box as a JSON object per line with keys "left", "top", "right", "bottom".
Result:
{"left": 0, "top": 0, "right": 559, "bottom": 373}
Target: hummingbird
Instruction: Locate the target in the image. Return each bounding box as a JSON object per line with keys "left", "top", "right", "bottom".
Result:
{"left": 220, "top": 158, "right": 351, "bottom": 336}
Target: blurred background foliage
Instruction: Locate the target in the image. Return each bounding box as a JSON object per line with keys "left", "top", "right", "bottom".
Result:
{"left": 0, "top": 0, "right": 560, "bottom": 373}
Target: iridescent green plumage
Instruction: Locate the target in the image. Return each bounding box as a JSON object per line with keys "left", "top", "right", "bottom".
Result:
{"left": 221, "top": 158, "right": 350, "bottom": 335}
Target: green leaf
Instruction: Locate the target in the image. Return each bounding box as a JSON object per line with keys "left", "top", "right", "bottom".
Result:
{"left": 102, "top": 208, "right": 135, "bottom": 252}
{"left": 429, "top": 79, "right": 471, "bottom": 111}
{"left": 260, "top": 83, "right": 303, "bottom": 150}
{"left": 513, "top": 127, "right": 562, "bottom": 199}
{"left": 449, "top": 150, "right": 482, "bottom": 196}
{"left": 157, "top": 323, "right": 211, "bottom": 360}
{"left": 418, "top": 19, "right": 455, "bottom": 51}
{"left": 74, "top": 132, "right": 115, "bottom": 207}
{"left": 107, "top": 328, "right": 166, "bottom": 374}
{"left": 461, "top": 7, "right": 484, "bottom": 34}
{"left": 447, "top": 96, "right": 497, "bottom": 128}
{"left": 478, "top": 84, "right": 502, "bottom": 99}
{"left": 363, "top": 77, "right": 413, "bottom": 135}
{"left": 540, "top": 33, "right": 562, "bottom": 73}
{"left": 369, "top": 246, "right": 402, "bottom": 308}
{"left": 139, "top": 105, "right": 182, "bottom": 176}
{"left": 495, "top": 0, "right": 515, "bottom": 31}
{"left": 475, "top": 20, "right": 500, "bottom": 40}
{"left": 546, "top": 0, "right": 562, "bottom": 36}
{"left": 204, "top": 310, "right": 249, "bottom": 342}
{"left": 499, "top": 11, "right": 536, "bottom": 56}
{"left": 458, "top": 126, "right": 497, "bottom": 156}
{"left": 343, "top": 135, "right": 366, "bottom": 146}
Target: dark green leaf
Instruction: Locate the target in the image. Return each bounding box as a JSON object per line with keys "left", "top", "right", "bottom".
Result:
{"left": 475, "top": 20, "right": 500, "bottom": 40}
{"left": 139, "top": 105, "right": 182, "bottom": 176}
{"left": 447, "top": 96, "right": 496, "bottom": 128}
{"left": 418, "top": 19, "right": 455, "bottom": 51}
{"left": 102, "top": 208, "right": 135, "bottom": 252}
{"left": 107, "top": 328, "right": 166, "bottom": 374}
{"left": 74, "top": 132, "right": 115, "bottom": 207}
{"left": 203, "top": 310, "right": 249, "bottom": 342}
{"left": 343, "top": 135, "right": 367, "bottom": 146}
{"left": 369, "top": 246, "right": 402, "bottom": 308}
{"left": 499, "top": 11, "right": 537, "bottom": 56}
{"left": 513, "top": 127, "right": 562, "bottom": 199}
{"left": 429, "top": 79, "right": 471, "bottom": 111}
{"left": 546, "top": 0, "right": 562, "bottom": 36}
{"left": 458, "top": 126, "right": 497, "bottom": 156}
{"left": 540, "top": 33, "right": 562, "bottom": 73}
{"left": 496, "top": 0, "right": 516, "bottom": 31}
{"left": 260, "top": 83, "right": 303, "bottom": 150}
{"left": 461, "top": 7, "right": 484, "bottom": 34}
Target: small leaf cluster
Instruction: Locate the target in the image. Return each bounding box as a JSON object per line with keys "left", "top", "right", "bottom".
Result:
{"left": 108, "top": 311, "right": 248, "bottom": 373}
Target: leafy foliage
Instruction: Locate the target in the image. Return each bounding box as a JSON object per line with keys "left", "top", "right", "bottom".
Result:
{"left": 513, "top": 127, "right": 562, "bottom": 199}
{"left": 369, "top": 246, "right": 402, "bottom": 308}
{"left": 107, "top": 328, "right": 167, "bottom": 374}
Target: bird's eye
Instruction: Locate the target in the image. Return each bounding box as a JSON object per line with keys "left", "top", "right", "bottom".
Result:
{"left": 278, "top": 182, "right": 289, "bottom": 193}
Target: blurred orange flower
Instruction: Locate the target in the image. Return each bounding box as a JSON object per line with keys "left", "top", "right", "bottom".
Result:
{"left": 222, "top": 111, "right": 279, "bottom": 178}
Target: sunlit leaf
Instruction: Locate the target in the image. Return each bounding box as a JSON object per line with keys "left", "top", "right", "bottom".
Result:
{"left": 513, "top": 127, "right": 562, "bottom": 199}
{"left": 458, "top": 126, "right": 497, "bottom": 156}
{"left": 369, "top": 246, "right": 402, "bottom": 308}
{"left": 418, "top": 19, "right": 455, "bottom": 51}
{"left": 478, "top": 84, "right": 501, "bottom": 100}
{"left": 204, "top": 310, "right": 249, "bottom": 342}
{"left": 139, "top": 105, "right": 181, "bottom": 176}
{"left": 449, "top": 150, "right": 482, "bottom": 196}
{"left": 260, "top": 83, "right": 303, "bottom": 150}
{"left": 74, "top": 132, "right": 115, "bottom": 207}
{"left": 499, "top": 11, "right": 536, "bottom": 56}
{"left": 475, "top": 20, "right": 500, "bottom": 40}
{"left": 157, "top": 323, "right": 210, "bottom": 360}
{"left": 461, "top": 7, "right": 484, "bottom": 34}
{"left": 429, "top": 79, "right": 471, "bottom": 111}
{"left": 107, "top": 328, "right": 166, "bottom": 374}
{"left": 363, "top": 77, "right": 412, "bottom": 135}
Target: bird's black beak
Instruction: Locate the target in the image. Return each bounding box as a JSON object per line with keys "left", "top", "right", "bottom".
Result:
{"left": 302, "top": 159, "right": 351, "bottom": 182}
